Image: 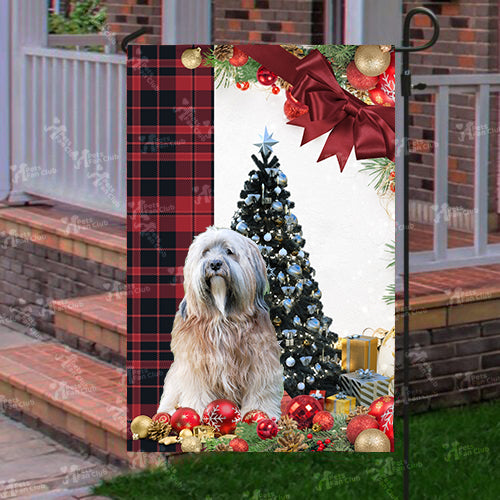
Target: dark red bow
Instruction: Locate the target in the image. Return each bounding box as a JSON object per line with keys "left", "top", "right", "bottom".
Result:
{"left": 236, "top": 45, "right": 395, "bottom": 171}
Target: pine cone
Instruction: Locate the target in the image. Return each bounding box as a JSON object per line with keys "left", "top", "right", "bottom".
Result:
{"left": 281, "top": 44, "right": 305, "bottom": 59}
{"left": 277, "top": 415, "right": 298, "bottom": 432}
{"left": 275, "top": 432, "right": 308, "bottom": 452}
{"left": 214, "top": 44, "right": 234, "bottom": 62}
{"left": 346, "top": 405, "right": 369, "bottom": 424}
{"left": 214, "top": 442, "right": 233, "bottom": 452}
{"left": 277, "top": 76, "right": 292, "bottom": 91}
{"left": 147, "top": 421, "right": 172, "bottom": 441}
{"left": 344, "top": 82, "right": 373, "bottom": 105}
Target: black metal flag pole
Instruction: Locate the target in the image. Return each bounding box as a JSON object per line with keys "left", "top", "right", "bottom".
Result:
{"left": 395, "top": 7, "right": 439, "bottom": 500}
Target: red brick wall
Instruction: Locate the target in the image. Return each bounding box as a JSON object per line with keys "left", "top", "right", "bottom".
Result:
{"left": 404, "top": 0, "right": 499, "bottom": 219}
{"left": 102, "top": 0, "right": 162, "bottom": 45}
{"left": 395, "top": 320, "right": 500, "bottom": 414}
{"left": 213, "top": 0, "right": 324, "bottom": 44}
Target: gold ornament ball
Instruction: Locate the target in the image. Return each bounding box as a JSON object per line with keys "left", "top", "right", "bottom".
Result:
{"left": 354, "top": 45, "right": 391, "bottom": 77}
{"left": 354, "top": 428, "right": 391, "bottom": 452}
{"left": 130, "top": 415, "right": 153, "bottom": 440}
{"left": 181, "top": 47, "right": 202, "bottom": 69}
{"left": 181, "top": 435, "right": 202, "bottom": 453}
{"left": 179, "top": 428, "right": 193, "bottom": 439}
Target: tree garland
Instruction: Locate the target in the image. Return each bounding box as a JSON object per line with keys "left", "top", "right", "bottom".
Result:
{"left": 203, "top": 417, "right": 353, "bottom": 453}
{"left": 204, "top": 44, "right": 377, "bottom": 103}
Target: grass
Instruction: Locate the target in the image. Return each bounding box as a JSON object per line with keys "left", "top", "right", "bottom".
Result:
{"left": 95, "top": 400, "right": 499, "bottom": 499}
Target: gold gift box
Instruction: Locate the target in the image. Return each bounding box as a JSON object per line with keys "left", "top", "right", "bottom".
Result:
{"left": 325, "top": 393, "right": 356, "bottom": 414}
{"left": 341, "top": 335, "right": 378, "bottom": 372}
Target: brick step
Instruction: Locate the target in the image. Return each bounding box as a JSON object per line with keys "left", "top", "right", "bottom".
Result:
{"left": 0, "top": 204, "right": 125, "bottom": 270}
{"left": 0, "top": 343, "right": 129, "bottom": 463}
{"left": 52, "top": 293, "right": 126, "bottom": 367}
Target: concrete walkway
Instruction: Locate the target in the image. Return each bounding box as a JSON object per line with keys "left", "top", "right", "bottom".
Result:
{"left": 0, "top": 324, "right": 118, "bottom": 499}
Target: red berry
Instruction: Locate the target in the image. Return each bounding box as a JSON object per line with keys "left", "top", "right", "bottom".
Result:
{"left": 272, "top": 84, "right": 280, "bottom": 95}
{"left": 236, "top": 81, "right": 249, "bottom": 91}
{"left": 325, "top": 438, "right": 331, "bottom": 444}
{"left": 390, "top": 182, "right": 395, "bottom": 192}
{"left": 316, "top": 440, "right": 322, "bottom": 445}
{"left": 307, "top": 433, "right": 313, "bottom": 439}
{"left": 389, "top": 171, "right": 395, "bottom": 179}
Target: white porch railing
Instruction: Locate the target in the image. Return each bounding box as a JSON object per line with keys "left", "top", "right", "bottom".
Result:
{"left": 9, "top": 0, "right": 126, "bottom": 217}
{"left": 399, "top": 73, "right": 500, "bottom": 273}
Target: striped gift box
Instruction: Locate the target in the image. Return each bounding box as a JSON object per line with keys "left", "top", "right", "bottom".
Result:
{"left": 339, "top": 370, "right": 390, "bottom": 407}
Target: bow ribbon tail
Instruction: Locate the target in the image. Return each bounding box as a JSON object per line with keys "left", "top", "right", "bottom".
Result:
{"left": 318, "top": 115, "right": 355, "bottom": 170}
{"left": 354, "top": 109, "right": 396, "bottom": 162}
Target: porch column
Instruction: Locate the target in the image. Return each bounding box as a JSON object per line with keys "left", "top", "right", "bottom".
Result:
{"left": 9, "top": 0, "right": 47, "bottom": 202}
{"left": 344, "top": 0, "right": 402, "bottom": 44}
{"left": 162, "top": 0, "right": 212, "bottom": 44}
{"left": 0, "top": 1, "right": 10, "bottom": 200}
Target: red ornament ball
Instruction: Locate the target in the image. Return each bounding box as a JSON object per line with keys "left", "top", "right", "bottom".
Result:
{"left": 236, "top": 81, "right": 249, "bottom": 91}
{"left": 170, "top": 407, "right": 201, "bottom": 434}
{"left": 346, "top": 61, "right": 379, "bottom": 90}
{"left": 379, "top": 404, "right": 394, "bottom": 452}
{"left": 229, "top": 437, "right": 249, "bottom": 452}
{"left": 376, "top": 55, "right": 395, "bottom": 105}
{"left": 284, "top": 90, "right": 309, "bottom": 121}
{"left": 242, "top": 409, "right": 269, "bottom": 425}
{"left": 152, "top": 412, "right": 171, "bottom": 425}
{"left": 229, "top": 47, "right": 249, "bottom": 67}
{"left": 312, "top": 411, "right": 335, "bottom": 431}
{"left": 369, "top": 87, "right": 394, "bottom": 107}
{"left": 271, "top": 84, "right": 280, "bottom": 95}
{"left": 368, "top": 396, "right": 394, "bottom": 422}
{"left": 202, "top": 399, "right": 241, "bottom": 436}
{"left": 346, "top": 415, "right": 378, "bottom": 444}
{"left": 256, "top": 418, "right": 279, "bottom": 440}
{"left": 285, "top": 395, "right": 322, "bottom": 430}
{"left": 257, "top": 65, "right": 277, "bottom": 86}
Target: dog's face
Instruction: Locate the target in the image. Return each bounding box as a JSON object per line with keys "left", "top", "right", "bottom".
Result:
{"left": 182, "top": 227, "right": 268, "bottom": 318}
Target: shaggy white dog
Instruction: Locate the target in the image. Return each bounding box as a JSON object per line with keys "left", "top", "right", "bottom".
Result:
{"left": 158, "top": 227, "right": 283, "bottom": 418}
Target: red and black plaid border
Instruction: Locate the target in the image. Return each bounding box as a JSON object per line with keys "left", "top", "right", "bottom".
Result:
{"left": 127, "top": 45, "right": 213, "bottom": 452}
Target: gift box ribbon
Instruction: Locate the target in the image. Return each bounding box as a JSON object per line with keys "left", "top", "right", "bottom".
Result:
{"left": 356, "top": 369, "right": 375, "bottom": 379}
{"left": 235, "top": 45, "right": 395, "bottom": 171}
{"left": 310, "top": 390, "right": 324, "bottom": 400}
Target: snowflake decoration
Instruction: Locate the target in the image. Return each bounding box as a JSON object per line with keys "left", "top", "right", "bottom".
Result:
{"left": 380, "top": 404, "right": 393, "bottom": 433}
{"left": 232, "top": 409, "right": 242, "bottom": 423}
{"left": 379, "top": 73, "right": 395, "bottom": 102}
{"left": 203, "top": 405, "right": 225, "bottom": 431}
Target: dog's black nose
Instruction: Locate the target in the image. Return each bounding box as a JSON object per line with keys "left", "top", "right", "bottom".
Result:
{"left": 210, "top": 259, "right": 223, "bottom": 271}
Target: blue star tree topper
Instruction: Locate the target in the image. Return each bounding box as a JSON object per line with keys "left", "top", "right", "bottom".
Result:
{"left": 254, "top": 127, "right": 279, "bottom": 155}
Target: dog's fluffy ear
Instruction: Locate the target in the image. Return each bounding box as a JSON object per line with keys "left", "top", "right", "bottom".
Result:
{"left": 179, "top": 298, "right": 188, "bottom": 320}
{"left": 246, "top": 238, "right": 269, "bottom": 311}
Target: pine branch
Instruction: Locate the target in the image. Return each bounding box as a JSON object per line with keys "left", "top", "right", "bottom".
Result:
{"left": 359, "top": 158, "right": 395, "bottom": 195}
{"left": 383, "top": 283, "right": 396, "bottom": 305}
{"left": 385, "top": 240, "right": 395, "bottom": 269}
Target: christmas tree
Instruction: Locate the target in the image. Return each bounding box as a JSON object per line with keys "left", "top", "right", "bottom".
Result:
{"left": 230, "top": 129, "right": 342, "bottom": 398}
